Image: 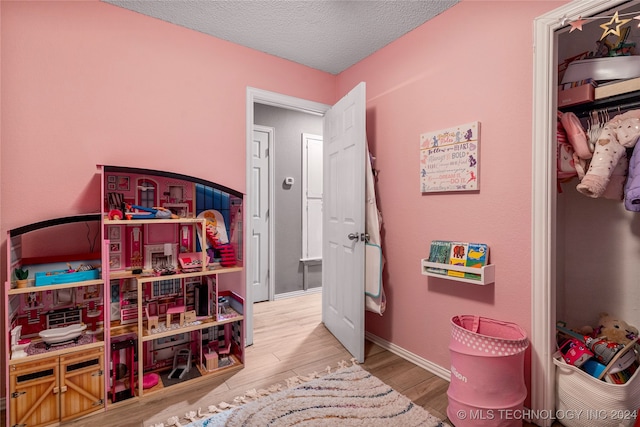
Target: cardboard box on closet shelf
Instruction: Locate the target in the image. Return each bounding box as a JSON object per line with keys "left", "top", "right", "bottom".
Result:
{"left": 558, "top": 83, "right": 595, "bottom": 108}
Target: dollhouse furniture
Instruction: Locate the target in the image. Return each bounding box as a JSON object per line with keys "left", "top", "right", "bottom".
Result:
{"left": 39, "top": 323, "right": 87, "bottom": 349}
{"left": 145, "top": 306, "right": 159, "bottom": 332}
{"left": 110, "top": 338, "right": 135, "bottom": 403}
{"left": 10, "top": 326, "right": 30, "bottom": 359}
{"left": 203, "top": 344, "right": 219, "bottom": 371}
{"left": 166, "top": 304, "right": 186, "bottom": 327}
{"left": 142, "top": 372, "right": 159, "bottom": 389}
{"left": 168, "top": 348, "right": 192, "bottom": 380}
{"left": 4, "top": 166, "right": 245, "bottom": 427}
{"left": 86, "top": 309, "right": 102, "bottom": 333}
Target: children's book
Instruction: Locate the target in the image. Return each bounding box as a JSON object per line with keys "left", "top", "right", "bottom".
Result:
{"left": 465, "top": 243, "right": 489, "bottom": 280}
{"left": 427, "top": 240, "right": 451, "bottom": 275}
{"left": 447, "top": 242, "right": 469, "bottom": 278}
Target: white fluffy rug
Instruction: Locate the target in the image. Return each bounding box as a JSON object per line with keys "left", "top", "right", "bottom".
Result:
{"left": 154, "top": 362, "right": 450, "bottom": 427}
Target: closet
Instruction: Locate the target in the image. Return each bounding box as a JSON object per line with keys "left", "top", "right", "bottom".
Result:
{"left": 548, "top": 1, "right": 640, "bottom": 422}
{"left": 529, "top": 1, "right": 640, "bottom": 423}
{"left": 555, "top": 0, "right": 640, "bottom": 341}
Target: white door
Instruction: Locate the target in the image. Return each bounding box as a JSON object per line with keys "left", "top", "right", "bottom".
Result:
{"left": 322, "top": 82, "right": 366, "bottom": 363}
{"left": 302, "top": 133, "right": 323, "bottom": 260}
{"left": 251, "top": 126, "right": 272, "bottom": 303}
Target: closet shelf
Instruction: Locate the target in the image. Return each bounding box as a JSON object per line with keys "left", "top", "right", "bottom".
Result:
{"left": 560, "top": 89, "right": 640, "bottom": 117}
{"left": 420, "top": 259, "right": 495, "bottom": 285}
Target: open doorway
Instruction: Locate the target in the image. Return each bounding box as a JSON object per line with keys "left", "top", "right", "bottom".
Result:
{"left": 253, "top": 104, "right": 323, "bottom": 300}
{"left": 246, "top": 84, "right": 367, "bottom": 362}
{"left": 244, "top": 88, "right": 330, "bottom": 346}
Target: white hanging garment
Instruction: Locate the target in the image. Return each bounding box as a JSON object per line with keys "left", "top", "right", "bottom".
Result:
{"left": 365, "top": 143, "right": 386, "bottom": 315}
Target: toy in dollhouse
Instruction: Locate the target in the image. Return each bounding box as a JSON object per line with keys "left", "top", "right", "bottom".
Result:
{"left": 203, "top": 323, "right": 233, "bottom": 371}
{"left": 40, "top": 323, "right": 87, "bottom": 349}
{"left": 14, "top": 267, "right": 29, "bottom": 288}
{"left": 10, "top": 325, "right": 31, "bottom": 359}
{"left": 85, "top": 301, "right": 102, "bottom": 335}
{"left": 145, "top": 306, "right": 159, "bottom": 333}
{"left": 110, "top": 204, "right": 180, "bottom": 220}
{"left": 110, "top": 338, "right": 136, "bottom": 403}
{"left": 145, "top": 307, "right": 201, "bottom": 335}
{"left": 197, "top": 210, "right": 237, "bottom": 268}
{"left": 167, "top": 348, "right": 192, "bottom": 380}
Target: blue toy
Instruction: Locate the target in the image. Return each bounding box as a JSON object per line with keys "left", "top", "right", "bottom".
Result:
{"left": 125, "top": 204, "right": 178, "bottom": 220}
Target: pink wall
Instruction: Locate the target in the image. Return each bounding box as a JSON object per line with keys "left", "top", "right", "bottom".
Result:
{"left": 1, "top": 0, "right": 569, "bottom": 404}
{"left": 338, "top": 0, "right": 565, "bottom": 401}
{"left": 0, "top": 0, "right": 335, "bottom": 232}
{"left": 0, "top": 0, "right": 335, "bottom": 399}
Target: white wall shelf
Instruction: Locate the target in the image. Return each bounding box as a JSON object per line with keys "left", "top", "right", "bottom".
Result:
{"left": 421, "top": 259, "right": 495, "bottom": 285}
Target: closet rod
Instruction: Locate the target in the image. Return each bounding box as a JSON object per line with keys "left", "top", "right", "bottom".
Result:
{"left": 572, "top": 92, "right": 640, "bottom": 118}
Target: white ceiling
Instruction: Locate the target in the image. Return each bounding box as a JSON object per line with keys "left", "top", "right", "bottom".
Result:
{"left": 103, "top": 0, "right": 460, "bottom": 74}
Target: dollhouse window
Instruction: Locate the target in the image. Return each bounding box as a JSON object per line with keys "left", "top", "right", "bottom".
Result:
{"left": 137, "top": 179, "right": 157, "bottom": 208}
{"left": 152, "top": 278, "right": 181, "bottom": 298}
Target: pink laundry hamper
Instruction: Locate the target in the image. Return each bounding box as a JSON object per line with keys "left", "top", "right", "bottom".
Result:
{"left": 447, "top": 315, "right": 529, "bottom": 427}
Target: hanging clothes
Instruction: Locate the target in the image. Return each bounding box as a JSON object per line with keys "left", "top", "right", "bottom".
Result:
{"left": 365, "top": 143, "right": 386, "bottom": 315}
{"left": 625, "top": 144, "right": 640, "bottom": 211}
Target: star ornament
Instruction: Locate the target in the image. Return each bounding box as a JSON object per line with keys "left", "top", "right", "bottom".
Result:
{"left": 569, "top": 16, "right": 587, "bottom": 32}
{"left": 599, "top": 11, "right": 631, "bottom": 40}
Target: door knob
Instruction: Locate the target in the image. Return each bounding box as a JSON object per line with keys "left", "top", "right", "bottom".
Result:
{"left": 347, "top": 233, "right": 359, "bottom": 241}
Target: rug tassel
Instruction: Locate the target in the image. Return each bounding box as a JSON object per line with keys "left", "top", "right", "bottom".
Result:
{"left": 218, "top": 401, "right": 237, "bottom": 410}
{"left": 166, "top": 416, "right": 183, "bottom": 427}
{"left": 184, "top": 411, "right": 197, "bottom": 423}
{"left": 208, "top": 405, "right": 222, "bottom": 414}
{"left": 244, "top": 388, "right": 259, "bottom": 399}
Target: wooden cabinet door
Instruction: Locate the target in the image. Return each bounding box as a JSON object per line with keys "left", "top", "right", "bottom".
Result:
{"left": 9, "top": 357, "right": 59, "bottom": 427}
{"left": 59, "top": 348, "right": 105, "bottom": 422}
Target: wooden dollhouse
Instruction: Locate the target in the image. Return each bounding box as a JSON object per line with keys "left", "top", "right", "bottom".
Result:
{"left": 3, "top": 166, "right": 245, "bottom": 427}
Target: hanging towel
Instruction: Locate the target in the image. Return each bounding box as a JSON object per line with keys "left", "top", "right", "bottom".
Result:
{"left": 365, "top": 143, "right": 386, "bottom": 315}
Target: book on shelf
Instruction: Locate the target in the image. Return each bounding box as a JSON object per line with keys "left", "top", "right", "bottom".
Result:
{"left": 428, "top": 241, "right": 490, "bottom": 280}
{"left": 427, "top": 240, "right": 451, "bottom": 275}
{"left": 558, "top": 78, "right": 597, "bottom": 91}
{"left": 594, "top": 76, "right": 640, "bottom": 100}
{"left": 558, "top": 79, "right": 596, "bottom": 108}
{"left": 465, "top": 243, "right": 489, "bottom": 280}
{"left": 447, "top": 242, "right": 469, "bottom": 278}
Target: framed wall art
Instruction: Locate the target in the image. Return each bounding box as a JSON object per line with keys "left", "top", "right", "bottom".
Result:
{"left": 419, "top": 121, "right": 480, "bottom": 193}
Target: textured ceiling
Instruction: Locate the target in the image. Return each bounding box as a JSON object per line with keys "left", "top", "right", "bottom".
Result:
{"left": 103, "top": 0, "right": 459, "bottom": 74}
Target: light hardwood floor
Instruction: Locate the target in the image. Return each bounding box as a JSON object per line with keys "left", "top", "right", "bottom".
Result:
{"left": 5, "top": 292, "right": 548, "bottom": 426}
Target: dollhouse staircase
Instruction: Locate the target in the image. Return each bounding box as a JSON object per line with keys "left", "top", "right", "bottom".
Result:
{"left": 205, "top": 228, "right": 236, "bottom": 267}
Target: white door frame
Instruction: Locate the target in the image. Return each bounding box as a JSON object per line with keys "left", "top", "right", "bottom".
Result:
{"left": 531, "top": 1, "right": 625, "bottom": 423}
{"left": 245, "top": 87, "right": 329, "bottom": 346}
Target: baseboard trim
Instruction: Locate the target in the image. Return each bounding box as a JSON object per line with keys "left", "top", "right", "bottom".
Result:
{"left": 365, "top": 331, "right": 451, "bottom": 382}
{"left": 274, "top": 287, "right": 322, "bottom": 300}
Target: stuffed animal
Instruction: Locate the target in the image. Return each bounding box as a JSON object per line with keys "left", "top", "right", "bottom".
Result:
{"left": 576, "top": 110, "right": 640, "bottom": 199}
{"left": 592, "top": 312, "right": 639, "bottom": 345}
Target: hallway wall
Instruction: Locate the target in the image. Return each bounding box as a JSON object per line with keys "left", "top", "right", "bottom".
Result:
{"left": 254, "top": 104, "right": 323, "bottom": 295}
